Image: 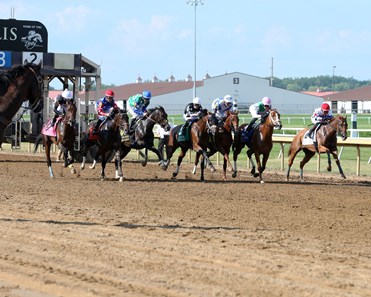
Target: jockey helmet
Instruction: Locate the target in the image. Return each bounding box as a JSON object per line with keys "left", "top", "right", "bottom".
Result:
{"left": 261, "top": 96, "right": 272, "bottom": 107}
{"left": 223, "top": 95, "right": 233, "bottom": 104}
{"left": 105, "top": 89, "right": 115, "bottom": 98}
{"left": 193, "top": 97, "right": 201, "bottom": 105}
{"left": 62, "top": 89, "right": 73, "bottom": 100}
{"left": 142, "top": 90, "right": 152, "bottom": 99}
{"left": 321, "top": 103, "right": 330, "bottom": 111}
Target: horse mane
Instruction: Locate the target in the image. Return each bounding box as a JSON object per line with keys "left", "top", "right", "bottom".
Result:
{"left": 0, "top": 63, "right": 40, "bottom": 85}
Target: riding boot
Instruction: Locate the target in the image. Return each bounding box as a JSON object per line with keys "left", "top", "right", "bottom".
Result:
{"left": 129, "top": 118, "right": 137, "bottom": 134}
{"left": 92, "top": 119, "right": 102, "bottom": 134}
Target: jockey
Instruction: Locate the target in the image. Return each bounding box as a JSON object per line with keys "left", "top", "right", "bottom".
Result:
{"left": 127, "top": 90, "right": 152, "bottom": 134}
{"left": 93, "top": 89, "right": 119, "bottom": 133}
{"left": 210, "top": 95, "right": 234, "bottom": 129}
{"left": 181, "top": 97, "right": 203, "bottom": 134}
{"left": 247, "top": 96, "right": 272, "bottom": 129}
{"left": 308, "top": 102, "right": 334, "bottom": 140}
{"left": 51, "top": 89, "right": 73, "bottom": 125}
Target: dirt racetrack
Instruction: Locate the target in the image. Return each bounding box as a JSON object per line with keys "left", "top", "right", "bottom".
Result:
{"left": 0, "top": 151, "right": 370, "bottom": 297}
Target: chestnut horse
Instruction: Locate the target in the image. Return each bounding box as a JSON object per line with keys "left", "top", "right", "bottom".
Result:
{"left": 193, "top": 111, "right": 239, "bottom": 180}
{"left": 232, "top": 109, "right": 282, "bottom": 183}
{"left": 286, "top": 114, "right": 348, "bottom": 182}
{"left": 164, "top": 109, "right": 216, "bottom": 181}
{"left": 0, "top": 63, "right": 43, "bottom": 147}
{"left": 120, "top": 106, "right": 171, "bottom": 168}
{"left": 80, "top": 109, "right": 129, "bottom": 181}
{"left": 35, "top": 100, "right": 77, "bottom": 178}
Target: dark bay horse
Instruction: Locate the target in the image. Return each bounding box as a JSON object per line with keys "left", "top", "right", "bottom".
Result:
{"left": 34, "top": 100, "right": 77, "bottom": 178}
{"left": 120, "top": 106, "right": 171, "bottom": 168}
{"left": 193, "top": 111, "right": 239, "bottom": 180}
{"left": 232, "top": 109, "right": 282, "bottom": 183}
{"left": 286, "top": 114, "right": 348, "bottom": 182}
{"left": 80, "top": 109, "right": 129, "bottom": 181}
{"left": 0, "top": 63, "right": 43, "bottom": 147}
{"left": 164, "top": 109, "right": 216, "bottom": 181}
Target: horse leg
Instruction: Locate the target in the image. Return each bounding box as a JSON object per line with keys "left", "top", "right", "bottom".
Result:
{"left": 80, "top": 138, "right": 92, "bottom": 170}
{"left": 247, "top": 149, "right": 258, "bottom": 178}
{"left": 114, "top": 149, "right": 124, "bottom": 181}
{"left": 100, "top": 153, "right": 107, "bottom": 181}
{"left": 147, "top": 146, "right": 166, "bottom": 169}
{"left": 200, "top": 155, "right": 205, "bottom": 181}
{"left": 258, "top": 153, "right": 269, "bottom": 184}
{"left": 138, "top": 149, "right": 148, "bottom": 167}
{"left": 68, "top": 148, "right": 76, "bottom": 174}
{"left": 173, "top": 147, "right": 187, "bottom": 178}
{"left": 327, "top": 151, "right": 332, "bottom": 172}
{"left": 299, "top": 150, "right": 316, "bottom": 182}
{"left": 192, "top": 152, "right": 201, "bottom": 174}
{"left": 286, "top": 145, "right": 303, "bottom": 181}
{"left": 330, "top": 150, "right": 346, "bottom": 179}
{"left": 232, "top": 142, "right": 244, "bottom": 178}
{"left": 45, "top": 138, "right": 55, "bottom": 178}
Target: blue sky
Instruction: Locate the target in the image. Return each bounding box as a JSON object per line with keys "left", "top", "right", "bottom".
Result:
{"left": 2, "top": 0, "right": 371, "bottom": 87}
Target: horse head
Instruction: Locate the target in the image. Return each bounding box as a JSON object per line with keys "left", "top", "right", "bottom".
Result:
{"left": 147, "top": 106, "right": 171, "bottom": 131}
{"left": 64, "top": 100, "right": 77, "bottom": 126}
{"left": 335, "top": 115, "right": 348, "bottom": 141}
{"left": 228, "top": 111, "right": 239, "bottom": 132}
{"left": 268, "top": 109, "right": 282, "bottom": 130}
{"left": 119, "top": 109, "right": 130, "bottom": 134}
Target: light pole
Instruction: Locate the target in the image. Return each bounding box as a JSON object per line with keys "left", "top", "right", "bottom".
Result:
{"left": 187, "top": 0, "right": 204, "bottom": 98}
{"left": 332, "top": 65, "right": 336, "bottom": 93}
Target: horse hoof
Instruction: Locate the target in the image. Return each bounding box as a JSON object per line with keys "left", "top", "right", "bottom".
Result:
{"left": 80, "top": 165, "right": 85, "bottom": 170}
{"left": 119, "top": 177, "right": 124, "bottom": 182}
{"left": 260, "top": 180, "right": 265, "bottom": 184}
{"left": 161, "top": 165, "right": 167, "bottom": 171}
{"left": 232, "top": 172, "right": 237, "bottom": 178}
{"left": 172, "top": 172, "right": 178, "bottom": 178}
{"left": 142, "top": 162, "right": 147, "bottom": 167}
{"left": 253, "top": 173, "right": 259, "bottom": 178}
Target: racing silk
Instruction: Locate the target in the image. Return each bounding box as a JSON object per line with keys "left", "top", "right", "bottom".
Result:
{"left": 249, "top": 102, "right": 267, "bottom": 119}
{"left": 127, "top": 94, "right": 149, "bottom": 118}
{"left": 95, "top": 97, "right": 118, "bottom": 120}
{"left": 211, "top": 98, "right": 232, "bottom": 120}
{"left": 311, "top": 108, "right": 334, "bottom": 124}
{"left": 183, "top": 103, "right": 203, "bottom": 121}
{"left": 54, "top": 95, "right": 67, "bottom": 116}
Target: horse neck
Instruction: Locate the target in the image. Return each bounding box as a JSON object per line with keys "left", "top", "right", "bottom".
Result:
{"left": 260, "top": 117, "right": 275, "bottom": 137}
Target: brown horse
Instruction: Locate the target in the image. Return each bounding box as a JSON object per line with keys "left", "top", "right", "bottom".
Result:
{"left": 232, "top": 109, "right": 282, "bottom": 183}
{"left": 164, "top": 109, "right": 216, "bottom": 181}
{"left": 193, "top": 111, "right": 239, "bottom": 180}
{"left": 80, "top": 109, "right": 128, "bottom": 181}
{"left": 0, "top": 63, "right": 43, "bottom": 147}
{"left": 34, "top": 100, "right": 77, "bottom": 178}
{"left": 286, "top": 114, "right": 348, "bottom": 182}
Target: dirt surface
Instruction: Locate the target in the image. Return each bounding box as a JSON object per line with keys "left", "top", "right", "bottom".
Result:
{"left": 0, "top": 151, "right": 370, "bottom": 297}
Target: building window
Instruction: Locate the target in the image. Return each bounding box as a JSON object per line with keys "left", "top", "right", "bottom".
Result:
{"left": 351, "top": 100, "right": 358, "bottom": 113}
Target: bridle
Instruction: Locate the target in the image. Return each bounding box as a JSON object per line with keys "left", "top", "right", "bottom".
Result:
{"left": 266, "top": 110, "right": 282, "bottom": 129}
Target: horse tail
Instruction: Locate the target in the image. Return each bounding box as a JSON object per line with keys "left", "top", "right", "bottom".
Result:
{"left": 33, "top": 134, "right": 43, "bottom": 153}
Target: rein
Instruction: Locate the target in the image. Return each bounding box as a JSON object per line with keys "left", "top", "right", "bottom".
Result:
{"left": 26, "top": 65, "right": 43, "bottom": 110}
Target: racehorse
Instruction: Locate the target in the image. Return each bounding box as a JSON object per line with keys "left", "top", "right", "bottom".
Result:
{"left": 80, "top": 109, "right": 129, "bottom": 181}
{"left": 192, "top": 111, "right": 239, "bottom": 181}
{"left": 0, "top": 63, "right": 43, "bottom": 147}
{"left": 34, "top": 100, "right": 77, "bottom": 178}
{"left": 164, "top": 109, "right": 216, "bottom": 181}
{"left": 232, "top": 109, "right": 282, "bottom": 183}
{"left": 286, "top": 114, "right": 348, "bottom": 182}
{"left": 120, "top": 106, "right": 171, "bottom": 168}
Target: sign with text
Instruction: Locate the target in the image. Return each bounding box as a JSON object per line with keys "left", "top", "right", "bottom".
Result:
{"left": 0, "top": 19, "right": 48, "bottom": 52}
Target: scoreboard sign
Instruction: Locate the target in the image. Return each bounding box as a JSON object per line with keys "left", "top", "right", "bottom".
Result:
{"left": 0, "top": 19, "right": 48, "bottom": 52}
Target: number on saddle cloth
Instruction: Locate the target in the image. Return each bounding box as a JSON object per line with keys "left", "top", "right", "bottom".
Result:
{"left": 178, "top": 118, "right": 198, "bottom": 142}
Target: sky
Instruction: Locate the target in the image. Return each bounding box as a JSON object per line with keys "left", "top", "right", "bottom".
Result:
{"left": 2, "top": 0, "right": 371, "bottom": 88}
